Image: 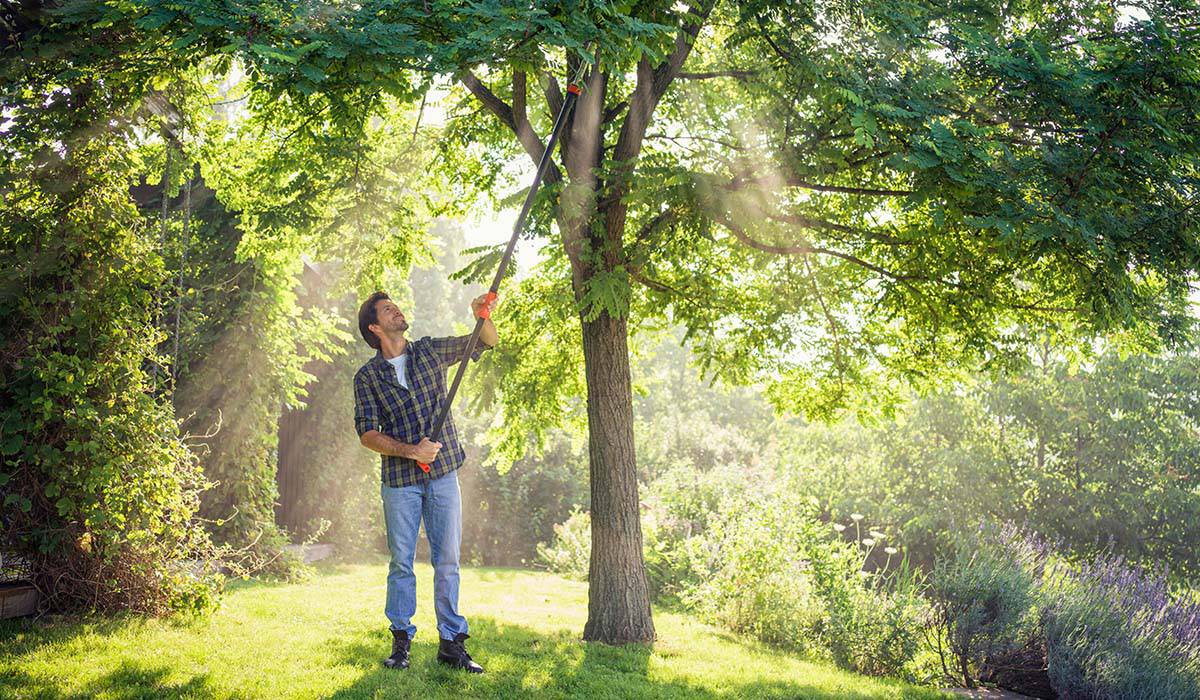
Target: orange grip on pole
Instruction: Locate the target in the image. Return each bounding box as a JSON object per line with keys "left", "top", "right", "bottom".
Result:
{"left": 475, "top": 291, "right": 498, "bottom": 319}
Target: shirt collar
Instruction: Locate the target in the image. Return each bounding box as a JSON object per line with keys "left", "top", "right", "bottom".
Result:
{"left": 371, "top": 341, "right": 413, "bottom": 368}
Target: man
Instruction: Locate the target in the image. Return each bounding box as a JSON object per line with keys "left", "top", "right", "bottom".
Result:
{"left": 353, "top": 290, "right": 498, "bottom": 673}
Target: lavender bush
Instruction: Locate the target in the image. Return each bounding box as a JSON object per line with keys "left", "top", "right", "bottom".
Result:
{"left": 926, "top": 522, "right": 1049, "bottom": 688}
{"left": 1044, "top": 553, "right": 1200, "bottom": 700}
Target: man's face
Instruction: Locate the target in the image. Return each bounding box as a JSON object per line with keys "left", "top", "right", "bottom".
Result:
{"left": 371, "top": 299, "right": 409, "bottom": 337}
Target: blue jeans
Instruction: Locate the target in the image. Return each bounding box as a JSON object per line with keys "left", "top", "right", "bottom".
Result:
{"left": 380, "top": 470, "right": 468, "bottom": 640}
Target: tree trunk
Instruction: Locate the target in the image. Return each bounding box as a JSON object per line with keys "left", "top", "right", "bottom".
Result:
{"left": 580, "top": 310, "right": 655, "bottom": 644}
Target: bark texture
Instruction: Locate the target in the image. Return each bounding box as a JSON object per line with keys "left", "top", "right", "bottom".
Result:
{"left": 580, "top": 310, "right": 655, "bottom": 644}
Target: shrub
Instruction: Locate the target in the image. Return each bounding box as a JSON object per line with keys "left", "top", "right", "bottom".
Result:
{"left": 641, "top": 461, "right": 759, "bottom": 602}
{"left": 682, "top": 499, "right": 925, "bottom": 676}
{"left": 925, "top": 523, "right": 1047, "bottom": 687}
{"left": 1044, "top": 554, "right": 1200, "bottom": 700}
{"left": 815, "top": 517, "right": 927, "bottom": 678}
{"left": 538, "top": 476, "right": 926, "bottom": 677}
{"left": 681, "top": 496, "right": 828, "bottom": 652}
{"left": 816, "top": 551, "right": 927, "bottom": 678}
{"left": 536, "top": 508, "right": 591, "bottom": 580}
{"left": 0, "top": 138, "right": 219, "bottom": 613}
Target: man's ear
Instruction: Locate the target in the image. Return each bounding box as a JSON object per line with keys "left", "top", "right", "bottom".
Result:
{"left": 369, "top": 322, "right": 383, "bottom": 340}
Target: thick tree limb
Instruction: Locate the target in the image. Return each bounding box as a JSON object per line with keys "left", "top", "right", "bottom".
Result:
{"left": 558, "top": 68, "right": 609, "bottom": 292}
{"left": 539, "top": 71, "right": 565, "bottom": 122}
{"left": 612, "top": 0, "right": 717, "bottom": 168}
{"left": 603, "top": 0, "right": 717, "bottom": 256}
{"left": 460, "top": 70, "right": 561, "bottom": 184}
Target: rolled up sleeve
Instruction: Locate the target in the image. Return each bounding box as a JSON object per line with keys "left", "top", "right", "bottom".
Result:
{"left": 353, "top": 370, "right": 381, "bottom": 437}
{"left": 428, "top": 334, "right": 491, "bottom": 369}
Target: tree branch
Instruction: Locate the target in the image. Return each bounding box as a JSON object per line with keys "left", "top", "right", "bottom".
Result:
{"left": 604, "top": 0, "right": 717, "bottom": 244}
{"left": 612, "top": 0, "right": 717, "bottom": 167}
{"left": 647, "top": 132, "right": 744, "bottom": 152}
{"left": 539, "top": 70, "right": 565, "bottom": 121}
{"left": 802, "top": 255, "right": 848, "bottom": 398}
{"left": 603, "top": 100, "right": 628, "bottom": 124}
{"left": 460, "top": 70, "right": 561, "bottom": 184}
{"left": 714, "top": 211, "right": 918, "bottom": 281}
{"left": 628, "top": 268, "right": 707, "bottom": 312}
{"left": 634, "top": 208, "right": 678, "bottom": 246}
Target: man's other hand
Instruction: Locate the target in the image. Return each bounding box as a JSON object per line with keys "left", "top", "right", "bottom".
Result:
{"left": 411, "top": 438, "right": 442, "bottom": 463}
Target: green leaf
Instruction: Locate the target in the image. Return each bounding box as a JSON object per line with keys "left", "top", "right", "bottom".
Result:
{"left": 0, "top": 435, "right": 20, "bottom": 455}
{"left": 250, "top": 44, "right": 300, "bottom": 65}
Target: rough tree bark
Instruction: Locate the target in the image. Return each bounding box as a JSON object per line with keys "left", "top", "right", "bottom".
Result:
{"left": 579, "top": 311, "right": 655, "bottom": 643}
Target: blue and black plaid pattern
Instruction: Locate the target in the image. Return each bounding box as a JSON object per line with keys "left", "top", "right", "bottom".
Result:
{"left": 354, "top": 335, "right": 490, "bottom": 487}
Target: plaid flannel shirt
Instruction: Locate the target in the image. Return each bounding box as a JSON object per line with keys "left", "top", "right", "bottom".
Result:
{"left": 353, "top": 335, "right": 491, "bottom": 487}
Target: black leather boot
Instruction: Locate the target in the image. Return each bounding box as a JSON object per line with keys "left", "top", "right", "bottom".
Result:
{"left": 384, "top": 628, "right": 410, "bottom": 669}
{"left": 437, "top": 633, "right": 484, "bottom": 673}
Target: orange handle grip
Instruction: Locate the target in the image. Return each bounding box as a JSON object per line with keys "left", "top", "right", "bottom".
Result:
{"left": 475, "top": 291, "right": 498, "bottom": 319}
{"left": 417, "top": 461, "right": 431, "bottom": 473}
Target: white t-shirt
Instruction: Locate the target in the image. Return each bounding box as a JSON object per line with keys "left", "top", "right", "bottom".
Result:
{"left": 386, "top": 353, "right": 409, "bottom": 390}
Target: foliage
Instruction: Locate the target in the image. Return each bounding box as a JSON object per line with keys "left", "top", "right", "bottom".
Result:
{"left": 536, "top": 508, "right": 592, "bottom": 581}
{"left": 679, "top": 493, "right": 828, "bottom": 653}
{"left": 785, "top": 347, "right": 1200, "bottom": 576}
{"left": 926, "top": 523, "right": 1048, "bottom": 687}
{"left": 0, "top": 132, "right": 218, "bottom": 613}
{"left": 467, "top": 252, "right": 588, "bottom": 473}
{"left": 1043, "top": 553, "right": 1200, "bottom": 699}
{"left": 182, "top": 80, "right": 456, "bottom": 563}
{"left": 439, "top": 0, "right": 1200, "bottom": 642}
{"left": 437, "top": 0, "right": 1200, "bottom": 443}
{"left": 461, "top": 430, "right": 589, "bottom": 567}
{"left": 6, "top": 0, "right": 1200, "bottom": 642}
{"left": 539, "top": 476, "right": 926, "bottom": 677}
{"left": 3, "top": 0, "right": 449, "bottom": 597}
{"left": 673, "top": 496, "right": 926, "bottom": 677}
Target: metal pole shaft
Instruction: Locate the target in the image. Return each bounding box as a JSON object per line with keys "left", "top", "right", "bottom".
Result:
{"left": 425, "top": 82, "right": 583, "bottom": 446}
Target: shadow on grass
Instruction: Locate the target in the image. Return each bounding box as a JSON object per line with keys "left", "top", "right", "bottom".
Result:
{"left": 1, "top": 660, "right": 250, "bottom": 700}
{"left": 0, "top": 613, "right": 164, "bottom": 659}
{"left": 323, "top": 616, "right": 939, "bottom": 700}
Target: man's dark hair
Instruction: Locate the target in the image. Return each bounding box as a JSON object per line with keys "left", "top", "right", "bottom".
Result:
{"left": 358, "top": 291, "right": 390, "bottom": 350}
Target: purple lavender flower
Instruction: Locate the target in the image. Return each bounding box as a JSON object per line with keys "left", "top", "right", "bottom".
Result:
{"left": 1044, "top": 551, "right": 1200, "bottom": 698}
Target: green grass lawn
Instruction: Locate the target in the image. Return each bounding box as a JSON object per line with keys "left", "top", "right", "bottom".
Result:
{"left": 1, "top": 558, "right": 949, "bottom": 699}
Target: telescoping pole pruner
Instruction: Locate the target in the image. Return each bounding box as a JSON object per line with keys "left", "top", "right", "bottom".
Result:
{"left": 418, "top": 60, "right": 589, "bottom": 473}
